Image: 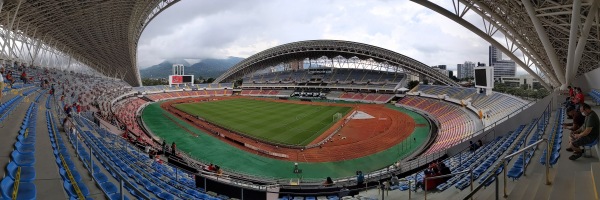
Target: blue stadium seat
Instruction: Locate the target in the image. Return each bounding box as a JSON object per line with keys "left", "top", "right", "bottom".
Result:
{"left": 6, "top": 162, "right": 36, "bottom": 182}
{"left": 0, "top": 178, "right": 36, "bottom": 200}
{"left": 11, "top": 151, "right": 35, "bottom": 166}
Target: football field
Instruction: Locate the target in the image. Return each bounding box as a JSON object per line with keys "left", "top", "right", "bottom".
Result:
{"left": 173, "top": 98, "right": 352, "bottom": 146}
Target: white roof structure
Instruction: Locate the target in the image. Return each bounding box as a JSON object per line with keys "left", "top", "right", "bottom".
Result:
{"left": 413, "top": 0, "right": 600, "bottom": 90}
{"left": 0, "top": 0, "right": 179, "bottom": 86}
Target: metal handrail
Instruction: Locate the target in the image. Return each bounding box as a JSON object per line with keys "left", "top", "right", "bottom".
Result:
{"left": 462, "top": 138, "right": 550, "bottom": 200}
{"left": 503, "top": 138, "right": 551, "bottom": 197}
{"left": 424, "top": 168, "right": 473, "bottom": 200}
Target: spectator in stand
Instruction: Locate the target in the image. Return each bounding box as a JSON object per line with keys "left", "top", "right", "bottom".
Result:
{"left": 469, "top": 141, "right": 479, "bottom": 152}
{"left": 356, "top": 171, "right": 364, "bottom": 187}
{"left": 162, "top": 140, "right": 167, "bottom": 155}
{"left": 20, "top": 71, "right": 27, "bottom": 84}
{"left": 563, "top": 106, "right": 585, "bottom": 132}
{"left": 390, "top": 174, "right": 400, "bottom": 186}
{"left": 0, "top": 71, "right": 4, "bottom": 101}
{"left": 438, "top": 162, "right": 452, "bottom": 182}
{"left": 568, "top": 87, "right": 584, "bottom": 109}
{"left": 215, "top": 165, "right": 223, "bottom": 176}
{"left": 477, "top": 140, "right": 483, "bottom": 148}
{"left": 50, "top": 84, "right": 55, "bottom": 95}
{"left": 75, "top": 103, "right": 81, "bottom": 113}
{"left": 5, "top": 71, "right": 14, "bottom": 87}
{"left": 414, "top": 161, "right": 446, "bottom": 192}
{"left": 207, "top": 163, "right": 215, "bottom": 172}
{"left": 148, "top": 149, "right": 155, "bottom": 159}
{"left": 62, "top": 114, "right": 73, "bottom": 133}
{"left": 564, "top": 86, "right": 574, "bottom": 107}
{"left": 568, "top": 103, "right": 599, "bottom": 160}
{"left": 171, "top": 142, "right": 177, "bottom": 156}
{"left": 323, "top": 177, "right": 334, "bottom": 186}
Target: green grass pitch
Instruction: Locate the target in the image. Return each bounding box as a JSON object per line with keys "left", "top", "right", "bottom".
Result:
{"left": 173, "top": 98, "right": 352, "bottom": 146}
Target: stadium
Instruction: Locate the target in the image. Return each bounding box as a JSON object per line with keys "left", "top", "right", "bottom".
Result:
{"left": 0, "top": 1, "right": 599, "bottom": 200}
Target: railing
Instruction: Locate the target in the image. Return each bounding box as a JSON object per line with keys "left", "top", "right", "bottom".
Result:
{"left": 52, "top": 93, "right": 152, "bottom": 200}
{"left": 463, "top": 138, "right": 550, "bottom": 200}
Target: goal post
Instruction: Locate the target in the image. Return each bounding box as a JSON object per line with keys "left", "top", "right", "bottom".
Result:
{"left": 332, "top": 112, "right": 343, "bottom": 122}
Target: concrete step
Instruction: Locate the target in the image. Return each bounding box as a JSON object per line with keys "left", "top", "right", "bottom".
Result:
{"left": 521, "top": 172, "right": 549, "bottom": 200}
{"left": 547, "top": 169, "right": 574, "bottom": 200}
{"left": 505, "top": 173, "right": 539, "bottom": 199}
{"left": 573, "top": 170, "right": 596, "bottom": 200}
{"left": 592, "top": 162, "right": 600, "bottom": 200}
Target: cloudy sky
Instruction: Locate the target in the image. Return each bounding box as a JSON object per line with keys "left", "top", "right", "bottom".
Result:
{"left": 137, "top": 0, "right": 517, "bottom": 73}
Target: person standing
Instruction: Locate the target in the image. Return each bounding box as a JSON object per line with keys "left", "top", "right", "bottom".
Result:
{"left": 171, "top": 142, "right": 177, "bottom": 156}
{"left": 356, "top": 171, "right": 364, "bottom": 187}
{"left": 162, "top": 140, "right": 167, "bottom": 155}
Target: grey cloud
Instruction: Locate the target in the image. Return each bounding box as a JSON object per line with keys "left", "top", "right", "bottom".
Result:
{"left": 137, "top": 0, "right": 495, "bottom": 70}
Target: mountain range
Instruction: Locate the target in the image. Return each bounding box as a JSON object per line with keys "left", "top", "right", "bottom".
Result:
{"left": 140, "top": 57, "right": 245, "bottom": 79}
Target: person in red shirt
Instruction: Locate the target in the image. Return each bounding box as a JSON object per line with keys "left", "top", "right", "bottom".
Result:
{"left": 573, "top": 88, "right": 585, "bottom": 104}
{"left": 5, "top": 71, "right": 14, "bottom": 87}
{"left": 20, "top": 71, "right": 27, "bottom": 84}
{"left": 568, "top": 86, "right": 574, "bottom": 97}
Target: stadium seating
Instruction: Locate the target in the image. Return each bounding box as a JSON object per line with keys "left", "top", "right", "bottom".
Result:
{"left": 589, "top": 89, "right": 600, "bottom": 105}
{"left": 133, "top": 83, "right": 235, "bottom": 94}
{"left": 393, "top": 108, "right": 550, "bottom": 194}
{"left": 329, "top": 92, "right": 394, "bottom": 104}
{"left": 409, "top": 84, "right": 530, "bottom": 128}
{"left": 0, "top": 103, "right": 38, "bottom": 200}
{"left": 240, "top": 89, "right": 294, "bottom": 97}
{"left": 539, "top": 108, "right": 564, "bottom": 166}
{"left": 397, "top": 96, "right": 478, "bottom": 154}
{"left": 241, "top": 68, "right": 403, "bottom": 91}
{"left": 70, "top": 115, "right": 222, "bottom": 200}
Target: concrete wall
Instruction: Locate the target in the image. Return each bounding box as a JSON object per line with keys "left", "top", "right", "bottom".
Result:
{"left": 445, "top": 92, "right": 561, "bottom": 156}
{"left": 573, "top": 67, "right": 600, "bottom": 92}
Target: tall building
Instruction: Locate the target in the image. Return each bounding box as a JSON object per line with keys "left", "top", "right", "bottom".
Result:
{"left": 457, "top": 61, "right": 475, "bottom": 79}
{"left": 489, "top": 45, "right": 502, "bottom": 65}
{"left": 489, "top": 45, "right": 516, "bottom": 77}
{"left": 493, "top": 60, "right": 516, "bottom": 78}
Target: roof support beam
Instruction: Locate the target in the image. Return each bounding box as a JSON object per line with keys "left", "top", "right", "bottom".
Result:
{"left": 567, "top": 0, "right": 599, "bottom": 86}
{"left": 411, "top": 0, "right": 552, "bottom": 90}
{"left": 463, "top": 0, "right": 560, "bottom": 86}
{"left": 522, "top": 0, "right": 565, "bottom": 88}
{"left": 564, "top": 0, "right": 582, "bottom": 89}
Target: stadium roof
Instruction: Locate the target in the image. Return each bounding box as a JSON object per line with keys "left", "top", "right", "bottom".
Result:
{"left": 215, "top": 40, "right": 460, "bottom": 87}
{"left": 413, "top": 0, "right": 600, "bottom": 90}
{"left": 0, "top": 0, "right": 179, "bottom": 86}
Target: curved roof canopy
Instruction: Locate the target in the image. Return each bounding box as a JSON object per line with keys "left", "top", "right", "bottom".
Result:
{"left": 413, "top": 0, "right": 600, "bottom": 90}
{"left": 0, "top": 0, "right": 179, "bottom": 86}
{"left": 215, "top": 40, "right": 459, "bottom": 87}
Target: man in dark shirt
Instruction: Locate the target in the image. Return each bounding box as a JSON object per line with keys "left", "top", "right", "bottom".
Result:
{"left": 563, "top": 106, "right": 585, "bottom": 131}
{"left": 568, "top": 103, "right": 599, "bottom": 160}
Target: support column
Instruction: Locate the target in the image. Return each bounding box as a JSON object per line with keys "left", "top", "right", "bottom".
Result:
{"left": 564, "top": 0, "right": 582, "bottom": 88}
{"left": 567, "top": 0, "right": 599, "bottom": 86}
{"left": 521, "top": 0, "right": 566, "bottom": 87}
{"left": 7, "top": 0, "right": 23, "bottom": 63}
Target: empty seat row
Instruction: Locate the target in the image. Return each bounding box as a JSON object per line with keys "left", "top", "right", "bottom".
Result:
{"left": 46, "top": 110, "right": 93, "bottom": 200}
{"left": 1, "top": 103, "right": 38, "bottom": 200}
